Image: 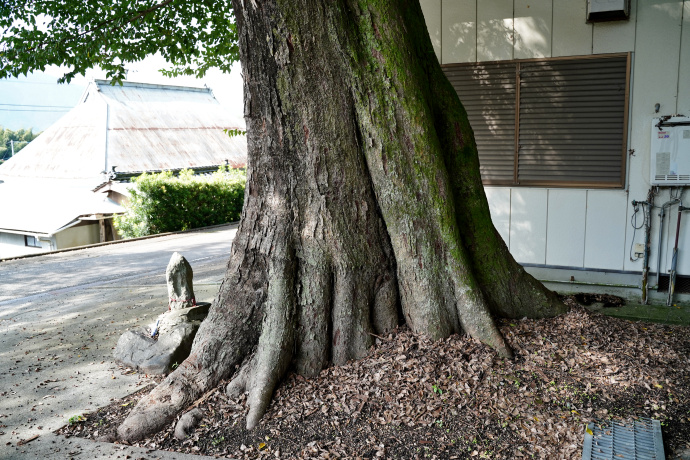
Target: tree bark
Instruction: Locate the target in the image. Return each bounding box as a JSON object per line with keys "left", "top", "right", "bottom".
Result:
{"left": 118, "top": 0, "right": 566, "bottom": 441}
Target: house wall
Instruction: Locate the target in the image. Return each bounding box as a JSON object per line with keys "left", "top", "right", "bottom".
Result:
{"left": 0, "top": 232, "right": 53, "bottom": 259}
{"left": 0, "top": 219, "right": 118, "bottom": 259}
{"left": 55, "top": 222, "right": 100, "bottom": 250}
{"left": 421, "top": 0, "right": 690, "bottom": 286}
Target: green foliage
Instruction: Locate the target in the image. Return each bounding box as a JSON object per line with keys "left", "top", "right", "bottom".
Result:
{"left": 0, "top": 126, "right": 40, "bottom": 161}
{"left": 114, "top": 167, "right": 246, "bottom": 239}
{"left": 0, "top": 0, "right": 239, "bottom": 83}
{"left": 223, "top": 128, "right": 247, "bottom": 138}
{"left": 432, "top": 383, "right": 442, "bottom": 395}
{"left": 68, "top": 414, "right": 85, "bottom": 425}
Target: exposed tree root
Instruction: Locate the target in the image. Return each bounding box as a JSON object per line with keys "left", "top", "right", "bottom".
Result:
{"left": 228, "top": 245, "right": 296, "bottom": 429}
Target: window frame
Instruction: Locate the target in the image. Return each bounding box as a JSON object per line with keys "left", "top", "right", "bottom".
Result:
{"left": 442, "top": 52, "right": 631, "bottom": 188}
{"left": 24, "top": 235, "right": 41, "bottom": 248}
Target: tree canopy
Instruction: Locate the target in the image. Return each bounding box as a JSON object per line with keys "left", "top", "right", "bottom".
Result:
{"left": 0, "top": 0, "right": 239, "bottom": 82}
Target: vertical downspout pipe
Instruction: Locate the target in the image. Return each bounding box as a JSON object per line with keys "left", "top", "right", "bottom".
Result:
{"left": 655, "top": 198, "right": 680, "bottom": 288}
{"left": 667, "top": 204, "right": 688, "bottom": 306}
{"left": 656, "top": 204, "right": 666, "bottom": 288}
{"left": 640, "top": 189, "right": 654, "bottom": 304}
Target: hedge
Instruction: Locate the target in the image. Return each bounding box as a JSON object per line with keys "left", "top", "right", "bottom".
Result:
{"left": 114, "top": 167, "right": 246, "bottom": 239}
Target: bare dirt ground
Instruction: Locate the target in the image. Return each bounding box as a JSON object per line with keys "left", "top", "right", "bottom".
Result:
{"left": 58, "top": 300, "right": 690, "bottom": 459}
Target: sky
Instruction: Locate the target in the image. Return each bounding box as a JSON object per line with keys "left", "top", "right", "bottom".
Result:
{"left": 0, "top": 55, "right": 245, "bottom": 132}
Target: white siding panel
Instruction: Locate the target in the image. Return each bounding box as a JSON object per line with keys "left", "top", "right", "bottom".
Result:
{"left": 477, "top": 0, "right": 514, "bottom": 61}
{"left": 514, "top": 0, "right": 552, "bottom": 59}
{"left": 592, "top": 0, "right": 637, "bottom": 54}
{"left": 442, "top": 0, "right": 476, "bottom": 64}
{"left": 0, "top": 233, "right": 45, "bottom": 259}
{"left": 420, "top": 0, "right": 442, "bottom": 62}
{"left": 677, "top": 1, "right": 690, "bottom": 115}
{"left": 623, "top": 196, "right": 643, "bottom": 273}
{"left": 552, "top": 0, "right": 593, "bottom": 57}
{"left": 584, "top": 190, "right": 628, "bottom": 270}
{"left": 546, "top": 190, "right": 586, "bottom": 267}
{"left": 510, "top": 188, "right": 547, "bottom": 264}
{"left": 0, "top": 232, "right": 25, "bottom": 246}
{"left": 485, "top": 187, "right": 511, "bottom": 247}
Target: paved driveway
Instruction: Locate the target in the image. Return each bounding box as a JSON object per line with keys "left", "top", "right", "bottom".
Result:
{"left": 0, "top": 225, "right": 237, "bottom": 459}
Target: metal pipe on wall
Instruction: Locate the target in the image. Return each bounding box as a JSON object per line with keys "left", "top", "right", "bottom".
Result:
{"left": 667, "top": 201, "right": 689, "bottom": 306}
{"left": 655, "top": 198, "right": 680, "bottom": 287}
{"left": 641, "top": 189, "right": 654, "bottom": 304}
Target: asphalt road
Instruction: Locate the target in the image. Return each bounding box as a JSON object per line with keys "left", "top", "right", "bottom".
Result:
{"left": 0, "top": 225, "right": 237, "bottom": 304}
{"left": 0, "top": 224, "right": 236, "bottom": 459}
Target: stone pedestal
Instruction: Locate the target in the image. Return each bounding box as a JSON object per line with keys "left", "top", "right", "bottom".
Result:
{"left": 113, "top": 303, "right": 210, "bottom": 375}
{"left": 166, "top": 252, "right": 195, "bottom": 310}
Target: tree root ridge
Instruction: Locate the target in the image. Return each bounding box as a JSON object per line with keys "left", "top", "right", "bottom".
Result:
{"left": 117, "top": 362, "right": 200, "bottom": 442}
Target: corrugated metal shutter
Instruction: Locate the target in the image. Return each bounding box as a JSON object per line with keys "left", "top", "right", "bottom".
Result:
{"left": 442, "top": 54, "right": 629, "bottom": 187}
{"left": 518, "top": 56, "right": 628, "bottom": 186}
{"left": 444, "top": 62, "right": 516, "bottom": 184}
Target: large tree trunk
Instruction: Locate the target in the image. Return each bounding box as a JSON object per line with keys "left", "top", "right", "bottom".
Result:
{"left": 118, "top": 0, "right": 565, "bottom": 441}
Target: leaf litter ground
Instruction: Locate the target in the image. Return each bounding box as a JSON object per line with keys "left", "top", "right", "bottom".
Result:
{"left": 57, "top": 301, "right": 690, "bottom": 459}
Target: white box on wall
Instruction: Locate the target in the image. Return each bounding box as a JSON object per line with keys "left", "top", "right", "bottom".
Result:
{"left": 587, "top": 0, "right": 631, "bottom": 22}
{"left": 650, "top": 117, "right": 690, "bottom": 186}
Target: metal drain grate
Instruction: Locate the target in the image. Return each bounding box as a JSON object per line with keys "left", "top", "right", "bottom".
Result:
{"left": 582, "top": 418, "right": 665, "bottom": 460}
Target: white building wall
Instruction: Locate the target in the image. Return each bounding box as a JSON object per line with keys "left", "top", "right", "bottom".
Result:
{"left": 422, "top": 0, "right": 690, "bottom": 281}
{"left": 552, "top": 0, "right": 591, "bottom": 57}
{"left": 623, "top": 0, "right": 685, "bottom": 276}
{"left": 510, "top": 188, "right": 547, "bottom": 264}
{"left": 441, "top": 0, "right": 476, "bottom": 63}
{"left": 592, "top": 0, "right": 638, "bottom": 54}
{"left": 513, "top": 0, "right": 552, "bottom": 59}
{"left": 0, "top": 232, "right": 51, "bottom": 259}
{"left": 485, "top": 187, "right": 510, "bottom": 245}
{"left": 420, "top": 0, "right": 442, "bottom": 61}
{"left": 584, "top": 190, "right": 629, "bottom": 271}
{"left": 546, "top": 190, "right": 587, "bottom": 267}
{"left": 477, "top": 0, "right": 515, "bottom": 61}
{"left": 0, "top": 232, "right": 26, "bottom": 247}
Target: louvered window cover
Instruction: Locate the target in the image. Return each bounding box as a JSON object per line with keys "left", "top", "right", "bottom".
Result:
{"left": 582, "top": 418, "right": 665, "bottom": 460}
{"left": 443, "top": 54, "right": 630, "bottom": 187}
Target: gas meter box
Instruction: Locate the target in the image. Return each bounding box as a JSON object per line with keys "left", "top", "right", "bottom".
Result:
{"left": 650, "top": 116, "right": 690, "bottom": 186}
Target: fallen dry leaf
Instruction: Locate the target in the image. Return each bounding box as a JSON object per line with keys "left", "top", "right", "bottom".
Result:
{"left": 57, "top": 302, "right": 690, "bottom": 459}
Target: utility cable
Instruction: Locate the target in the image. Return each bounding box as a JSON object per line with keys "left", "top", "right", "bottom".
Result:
{"left": 629, "top": 202, "right": 645, "bottom": 261}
